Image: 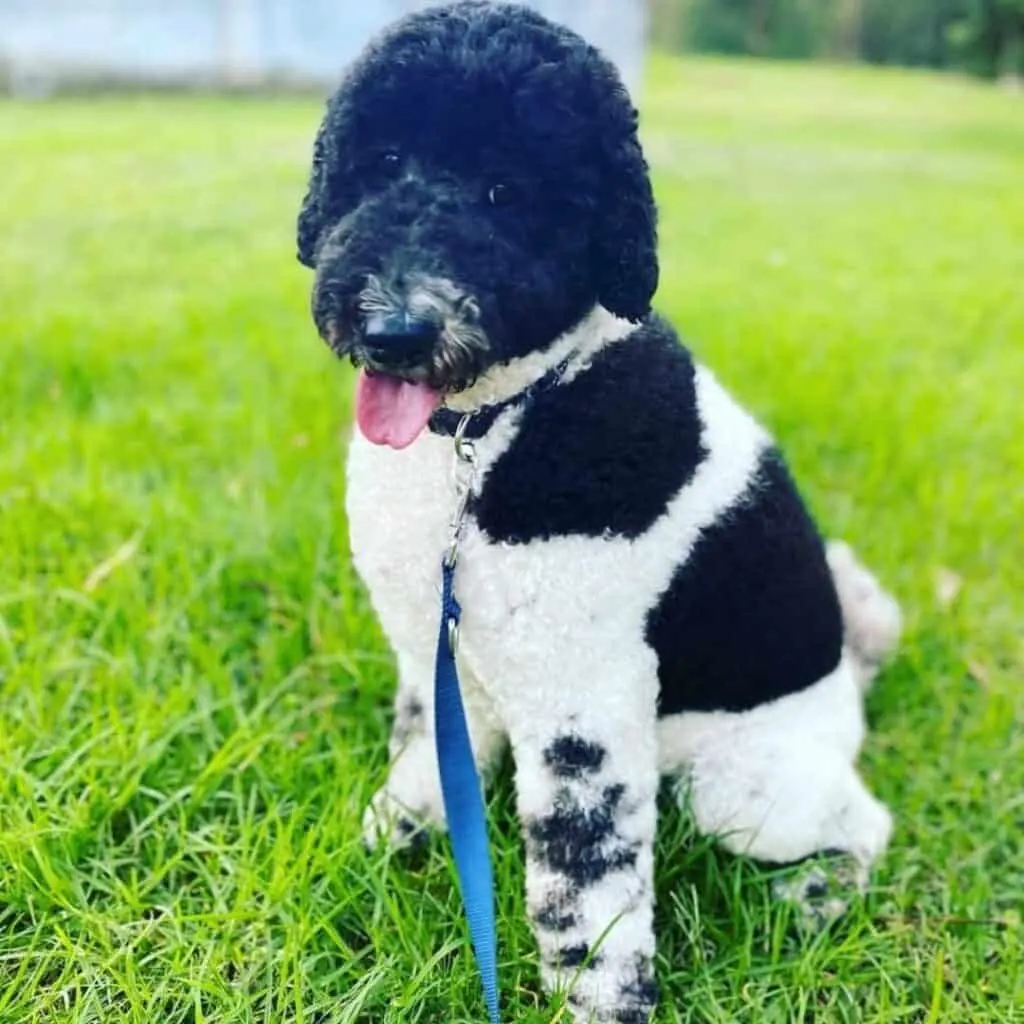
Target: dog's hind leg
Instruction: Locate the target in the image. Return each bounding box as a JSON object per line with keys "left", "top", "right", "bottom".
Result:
{"left": 362, "top": 649, "right": 505, "bottom": 848}
{"left": 661, "top": 659, "right": 892, "bottom": 921}
{"left": 509, "top": 664, "right": 661, "bottom": 1023}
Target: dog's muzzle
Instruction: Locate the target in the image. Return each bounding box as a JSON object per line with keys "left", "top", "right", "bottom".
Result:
{"left": 325, "top": 272, "right": 490, "bottom": 390}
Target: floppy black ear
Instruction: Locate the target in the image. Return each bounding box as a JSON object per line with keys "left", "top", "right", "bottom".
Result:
{"left": 297, "top": 121, "right": 329, "bottom": 269}
{"left": 592, "top": 104, "right": 659, "bottom": 322}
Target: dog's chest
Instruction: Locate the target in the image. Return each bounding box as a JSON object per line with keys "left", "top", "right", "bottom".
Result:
{"left": 344, "top": 414, "right": 667, "bottom": 699}
{"left": 344, "top": 422, "right": 556, "bottom": 665}
{"left": 345, "top": 427, "right": 457, "bottom": 660}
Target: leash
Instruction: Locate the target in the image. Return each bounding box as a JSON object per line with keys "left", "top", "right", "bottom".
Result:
{"left": 434, "top": 414, "right": 500, "bottom": 1023}
{"left": 431, "top": 356, "right": 576, "bottom": 1022}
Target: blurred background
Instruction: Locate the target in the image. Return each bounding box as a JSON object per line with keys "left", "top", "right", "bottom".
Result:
{"left": 0, "top": 1, "right": 646, "bottom": 95}
{"left": 1, "top": 0, "right": 1022, "bottom": 96}
{"left": 651, "top": 0, "right": 1024, "bottom": 82}
{"left": 0, "top": 2, "right": 1021, "bottom": 1021}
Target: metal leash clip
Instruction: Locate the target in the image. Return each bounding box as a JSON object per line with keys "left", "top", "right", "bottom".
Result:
{"left": 444, "top": 413, "right": 477, "bottom": 570}
{"left": 443, "top": 413, "right": 477, "bottom": 654}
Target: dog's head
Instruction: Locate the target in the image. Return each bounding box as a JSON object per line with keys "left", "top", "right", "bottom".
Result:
{"left": 297, "top": 0, "right": 657, "bottom": 447}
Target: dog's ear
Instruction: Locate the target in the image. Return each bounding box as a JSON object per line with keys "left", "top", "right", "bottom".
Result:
{"left": 592, "top": 103, "right": 659, "bottom": 323}
{"left": 297, "top": 120, "right": 329, "bottom": 269}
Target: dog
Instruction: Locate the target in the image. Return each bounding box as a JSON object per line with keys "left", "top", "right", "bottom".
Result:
{"left": 296, "top": 3, "right": 902, "bottom": 1019}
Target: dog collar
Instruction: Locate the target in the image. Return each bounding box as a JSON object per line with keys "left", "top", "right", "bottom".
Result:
{"left": 428, "top": 356, "right": 573, "bottom": 440}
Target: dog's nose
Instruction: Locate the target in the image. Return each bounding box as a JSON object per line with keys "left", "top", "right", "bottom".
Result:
{"left": 362, "top": 311, "right": 438, "bottom": 367}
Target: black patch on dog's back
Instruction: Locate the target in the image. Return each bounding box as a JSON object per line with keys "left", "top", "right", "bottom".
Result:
{"left": 649, "top": 448, "right": 844, "bottom": 715}
{"left": 474, "top": 317, "right": 706, "bottom": 543}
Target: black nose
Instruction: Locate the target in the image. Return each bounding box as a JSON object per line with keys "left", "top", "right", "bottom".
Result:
{"left": 361, "top": 311, "right": 438, "bottom": 367}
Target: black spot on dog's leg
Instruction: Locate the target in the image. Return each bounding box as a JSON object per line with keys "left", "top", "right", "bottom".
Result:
{"left": 527, "top": 783, "right": 638, "bottom": 888}
{"left": 396, "top": 816, "right": 427, "bottom": 843}
{"left": 544, "top": 734, "right": 607, "bottom": 779}
{"left": 803, "top": 878, "right": 828, "bottom": 900}
{"left": 393, "top": 816, "right": 431, "bottom": 864}
{"left": 617, "top": 954, "right": 658, "bottom": 1021}
{"left": 523, "top": 751, "right": 659, "bottom": 1020}
{"left": 615, "top": 1009, "right": 655, "bottom": 1023}
{"left": 533, "top": 891, "right": 579, "bottom": 933}
{"left": 558, "top": 943, "right": 597, "bottom": 969}
{"left": 390, "top": 694, "right": 426, "bottom": 750}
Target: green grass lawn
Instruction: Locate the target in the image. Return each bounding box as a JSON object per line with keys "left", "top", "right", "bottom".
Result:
{"left": 1, "top": 53, "right": 1022, "bottom": 1023}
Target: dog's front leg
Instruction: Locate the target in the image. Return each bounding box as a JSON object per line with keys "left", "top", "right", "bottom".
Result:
{"left": 363, "top": 649, "right": 504, "bottom": 848}
{"left": 509, "top": 680, "right": 660, "bottom": 1022}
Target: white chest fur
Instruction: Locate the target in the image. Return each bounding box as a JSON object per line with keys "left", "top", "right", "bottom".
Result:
{"left": 346, "top": 422, "right": 473, "bottom": 669}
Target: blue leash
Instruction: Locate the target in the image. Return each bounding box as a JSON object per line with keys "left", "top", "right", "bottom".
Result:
{"left": 434, "top": 419, "right": 500, "bottom": 1023}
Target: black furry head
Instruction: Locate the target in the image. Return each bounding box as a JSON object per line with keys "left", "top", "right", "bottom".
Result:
{"left": 297, "top": 0, "right": 658, "bottom": 393}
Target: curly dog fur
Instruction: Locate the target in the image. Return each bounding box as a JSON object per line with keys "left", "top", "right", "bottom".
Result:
{"left": 295, "top": 3, "right": 902, "bottom": 1019}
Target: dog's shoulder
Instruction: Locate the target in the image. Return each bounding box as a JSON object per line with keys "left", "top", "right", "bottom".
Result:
{"left": 472, "top": 313, "right": 708, "bottom": 545}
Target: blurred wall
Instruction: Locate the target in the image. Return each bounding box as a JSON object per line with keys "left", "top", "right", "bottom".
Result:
{"left": 0, "top": 0, "right": 646, "bottom": 96}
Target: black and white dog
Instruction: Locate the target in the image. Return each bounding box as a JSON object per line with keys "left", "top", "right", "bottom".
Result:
{"left": 297, "top": 3, "right": 901, "bottom": 1019}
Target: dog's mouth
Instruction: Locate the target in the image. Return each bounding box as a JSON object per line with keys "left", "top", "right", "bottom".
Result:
{"left": 354, "top": 369, "right": 443, "bottom": 450}
{"left": 317, "top": 273, "right": 490, "bottom": 447}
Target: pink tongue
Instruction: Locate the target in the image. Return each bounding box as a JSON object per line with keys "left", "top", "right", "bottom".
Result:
{"left": 355, "top": 370, "right": 443, "bottom": 449}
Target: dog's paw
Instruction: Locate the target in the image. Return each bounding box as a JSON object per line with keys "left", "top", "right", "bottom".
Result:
{"left": 361, "top": 788, "right": 444, "bottom": 850}
{"left": 772, "top": 851, "right": 868, "bottom": 932}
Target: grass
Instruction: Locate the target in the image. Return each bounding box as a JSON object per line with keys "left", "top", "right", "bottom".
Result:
{"left": 0, "top": 53, "right": 1022, "bottom": 1023}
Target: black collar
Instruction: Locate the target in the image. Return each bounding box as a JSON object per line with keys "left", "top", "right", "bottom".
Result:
{"left": 428, "top": 357, "right": 573, "bottom": 439}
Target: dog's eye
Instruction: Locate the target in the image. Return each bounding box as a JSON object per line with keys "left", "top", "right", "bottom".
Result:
{"left": 488, "top": 183, "right": 517, "bottom": 207}
{"left": 376, "top": 151, "right": 402, "bottom": 174}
